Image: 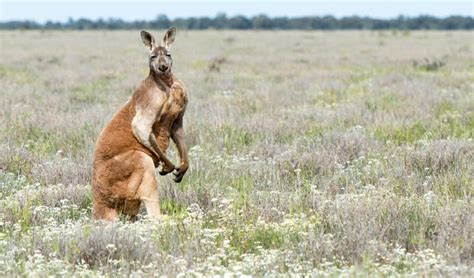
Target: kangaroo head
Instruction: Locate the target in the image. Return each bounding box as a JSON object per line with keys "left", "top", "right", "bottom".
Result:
{"left": 140, "top": 27, "right": 176, "bottom": 74}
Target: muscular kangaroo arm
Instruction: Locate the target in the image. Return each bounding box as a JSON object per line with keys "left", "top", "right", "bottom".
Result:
{"left": 171, "top": 113, "right": 188, "bottom": 166}
{"left": 149, "top": 132, "right": 175, "bottom": 169}
{"left": 131, "top": 99, "right": 175, "bottom": 171}
{"left": 171, "top": 111, "right": 188, "bottom": 182}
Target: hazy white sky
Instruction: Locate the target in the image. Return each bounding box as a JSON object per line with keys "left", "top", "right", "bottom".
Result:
{"left": 1, "top": 0, "right": 472, "bottom": 23}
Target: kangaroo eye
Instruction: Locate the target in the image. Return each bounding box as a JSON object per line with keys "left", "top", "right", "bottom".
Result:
{"left": 150, "top": 55, "right": 157, "bottom": 59}
{"left": 166, "top": 54, "right": 171, "bottom": 57}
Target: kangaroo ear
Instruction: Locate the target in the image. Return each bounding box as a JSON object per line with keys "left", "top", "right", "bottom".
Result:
{"left": 141, "top": 31, "right": 155, "bottom": 51}
{"left": 162, "top": 27, "right": 176, "bottom": 50}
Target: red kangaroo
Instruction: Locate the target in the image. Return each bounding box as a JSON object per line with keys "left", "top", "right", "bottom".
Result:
{"left": 92, "top": 27, "right": 189, "bottom": 221}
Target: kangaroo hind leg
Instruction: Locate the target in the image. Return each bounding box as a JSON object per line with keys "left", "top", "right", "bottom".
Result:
{"left": 136, "top": 153, "right": 162, "bottom": 220}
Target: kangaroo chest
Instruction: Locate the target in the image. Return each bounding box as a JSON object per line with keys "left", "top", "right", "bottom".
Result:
{"left": 153, "top": 84, "right": 187, "bottom": 132}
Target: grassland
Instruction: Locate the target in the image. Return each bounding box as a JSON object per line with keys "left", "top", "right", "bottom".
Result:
{"left": 0, "top": 30, "right": 473, "bottom": 276}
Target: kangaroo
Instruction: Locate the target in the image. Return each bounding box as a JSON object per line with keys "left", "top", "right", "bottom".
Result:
{"left": 92, "top": 27, "right": 188, "bottom": 221}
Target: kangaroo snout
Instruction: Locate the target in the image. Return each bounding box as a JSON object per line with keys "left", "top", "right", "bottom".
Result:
{"left": 158, "top": 64, "right": 168, "bottom": 72}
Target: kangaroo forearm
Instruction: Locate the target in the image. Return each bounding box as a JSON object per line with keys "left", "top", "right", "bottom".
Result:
{"left": 177, "top": 143, "right": 188, "bottom": 165}
{"left": 171, "top": 132, "right": 188, "bottom": 165}
{"left": 149, "top": 133, "right": 175, "bottom": 167}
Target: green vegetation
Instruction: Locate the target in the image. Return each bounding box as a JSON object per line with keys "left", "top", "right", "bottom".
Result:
{"left": 374, "top": 122, "right": 428, "bottom": 144}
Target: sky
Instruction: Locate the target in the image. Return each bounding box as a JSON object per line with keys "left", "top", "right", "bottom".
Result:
{"left": 0, "top": 0, "right": 472, "bottom": 23}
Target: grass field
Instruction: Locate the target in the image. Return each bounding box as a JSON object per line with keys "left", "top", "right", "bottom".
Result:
{"left": 0, "top": 30, "right": 473, "bottom": 276}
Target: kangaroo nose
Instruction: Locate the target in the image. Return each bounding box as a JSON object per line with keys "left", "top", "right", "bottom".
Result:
{"left": 159, "top": 65, "right": 168, "bottom": 72}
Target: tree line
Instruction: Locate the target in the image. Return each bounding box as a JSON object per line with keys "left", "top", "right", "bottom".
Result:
{"left": 1, "top": 14, "right": 472, "bottom": 30}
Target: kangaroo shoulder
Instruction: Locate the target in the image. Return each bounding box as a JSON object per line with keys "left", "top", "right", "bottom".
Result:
{"left": 133, "top": 80, "right": 166, "bottom": 111}
{"left": 171, "top": 79, "right": 188, "bottom": 103}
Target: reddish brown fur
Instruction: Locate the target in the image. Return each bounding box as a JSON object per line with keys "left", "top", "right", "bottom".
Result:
{"left": 92, "top": 29, "right": 188, "bottom": 221}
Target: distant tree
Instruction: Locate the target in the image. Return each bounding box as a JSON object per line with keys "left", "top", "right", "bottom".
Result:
{"left": 228, "top": 15, "right": 252, "bottom": 29}
{"left": 441, "top": 15, "right": 473, "bottom": 29}
{"left": 170, "top": 18, "right": 186, "bottom": 29}
{"left": 186, "top": 17, "right": 198, "bottom": 29}
{"left": 339, "top": 16, "right": 364, "bottom": 29}
{"left": 405, "top": 15, "right": 438, "bottom": 29}
{"left": 45, "top": 20, "right": 61, "bottom": 29}
{"left": 392, "top": 15, "right": 408, "bottom": 29}
{"left": 252, "top": 14, "right": 273, "bottom": 29}
{"left": 75, "top": 18, "right": 94, "bottom": 30}
{"left": 151, "top": 15, "right": 171, "bottom": 29}
{"left": 195, "top": 17, "right": 213, "bottom": 29}
{"left": 272, "top": 17, "right": 290, "bottom": 29}
{"left": 372, "top": 19, "right": 391, "bottom": 29}
{"left": 213, "top": 13, "right": 228, "bottom": 29}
